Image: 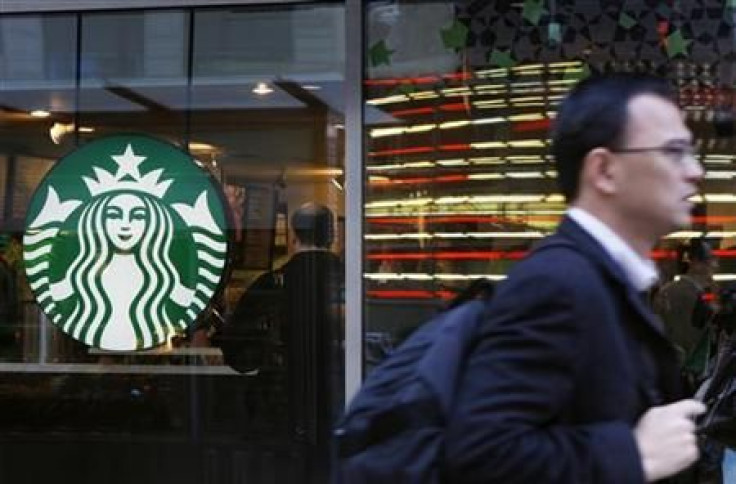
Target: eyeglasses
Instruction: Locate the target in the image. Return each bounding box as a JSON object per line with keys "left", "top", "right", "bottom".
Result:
{"left": 610, "top": 144, "right": 698, "bottom": 165}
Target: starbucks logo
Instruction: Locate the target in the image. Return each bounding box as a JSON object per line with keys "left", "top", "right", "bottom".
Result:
{"left": 23, "top": 135, "right": 228, "bottom": 351}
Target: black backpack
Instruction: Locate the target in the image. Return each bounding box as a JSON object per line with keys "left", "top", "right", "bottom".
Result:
{"left": 333, "top": 240, "right": 576, "bottom": 483}
{"left": 219, "top": 268, "right": 286, "bottom": 374}
{"left": 333, "top": 297, "right": 490, "bottom": 483}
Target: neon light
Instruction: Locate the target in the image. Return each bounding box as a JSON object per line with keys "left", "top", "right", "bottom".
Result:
{"left": 439, "top": 143, "right": 472, "bottom": 151}
{"left": 367, "top": 215, "right": 562, "bottom": 225}
{"left": 389, "top": 107, "right": 434, "bottom": 117}
{"left": 514, "top": 119, "right": 552, "bottom": 132}
{"left": 368, "top": 146, "right": 434, "bottom": 157}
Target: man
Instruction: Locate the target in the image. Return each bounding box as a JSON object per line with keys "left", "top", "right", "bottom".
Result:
{"left": 444, "top": 73, "right": 706, "bottom": 483}
{"left": 281, "top": 202, "right": 344, "bottom": 479}
{"left": 222, "top": 202, "right": 343, "bottom": 483}
{"left": 655, "top": 238, "right": 717, "bottom": 368}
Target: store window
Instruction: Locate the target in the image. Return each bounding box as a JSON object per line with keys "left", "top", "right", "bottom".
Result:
{"left": 363, "top": 1, "right": 736, "bottom": 369}
{"left": 0, "top": 4, "right": 345, "bottom": 483}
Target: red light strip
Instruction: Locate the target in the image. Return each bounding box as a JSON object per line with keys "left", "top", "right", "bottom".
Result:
{"left": 365, "top": 249, "right": 736, "bottom": 261}
{"left": 363, "top": 72, "right": 473, "bottom": 87}
{"left": 513, "top": 119, "right": 552, "bottom": 132}
{"left": 714, "top": 249, "right": 736, "bottom": 257}
{"left": 439, "top": 143, "right": 472, "bottom": 152}
{"left": 692, "top": 216, "right": 736, "bottom": 223}
{"left": 439, "top": 102, "right": 470, "bottom": 112}
{"left": 368, "top": 146, "right": 434, "bottom": 157}
{"left": 388, "top": 107, "right": 435, "bottom": 117}
{"left": 366, "top": 251, "right": 529, "bottom": 261}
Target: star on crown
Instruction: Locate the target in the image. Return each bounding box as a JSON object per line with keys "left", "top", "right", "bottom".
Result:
{"left": 83, "top": 144, "right": 173, "bottom": 199}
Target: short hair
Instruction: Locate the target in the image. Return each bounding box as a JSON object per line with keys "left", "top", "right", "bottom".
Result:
{"left": 291, "top": 203, "right": 335, "bottom": 248}
{"left": 677, "top": 237, "right": 715, "bottom": 273}
{"left": 551, "top": 73, "right": 675, "bottom": 202}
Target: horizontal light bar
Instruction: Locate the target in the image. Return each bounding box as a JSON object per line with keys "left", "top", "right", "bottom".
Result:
{"left": 365, "top": 231, "right": 547, "bottom": 240}
{"left": 365, "top": 209, "right": 568, "bottom": 217}
{"left": 365, "top": 272, "right": 507, "bottom": 281}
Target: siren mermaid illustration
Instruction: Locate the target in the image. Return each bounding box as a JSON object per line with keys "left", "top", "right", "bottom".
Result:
{"left": 49, "top": 191, "right": 194, "bottom": 350}
{"left": 23, "top": 141, "right": 226, "bottom": 351}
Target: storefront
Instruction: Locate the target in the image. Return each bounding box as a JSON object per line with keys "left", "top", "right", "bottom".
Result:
{"left": 1, "top": 1, "right": 735, "bottom": 482}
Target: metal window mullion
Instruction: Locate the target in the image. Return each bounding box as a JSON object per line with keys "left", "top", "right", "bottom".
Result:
{"left": 344, "top": 0, "right": 363, "bottom": 404}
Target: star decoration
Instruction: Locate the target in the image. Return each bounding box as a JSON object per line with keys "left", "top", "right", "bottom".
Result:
{"left": 618, "top": 11, "right": 637, "bottom": 30}
{"left": 441, "top": 20, "right": 469, "bottom": 50}
{"left": 522, "top": 0, "right": 545, "bottom": 26}
{"left": 112, "top": 144, "right": 146, "bottom": 180}
{"left": 666, "top": 29, "right": 691, "bottom": 58}
{"left": 369, "top": 40, "right": 394, "bottom": 67}
{"left": 488, "top": 49, "right": 515, "bottom": 68}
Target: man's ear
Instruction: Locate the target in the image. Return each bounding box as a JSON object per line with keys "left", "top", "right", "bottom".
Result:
{"left": 582, "top": 147, "right": 618, "bottom": 195}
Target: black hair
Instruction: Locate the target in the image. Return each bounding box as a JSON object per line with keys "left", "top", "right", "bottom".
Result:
{"left": 677, "top": 237, "right": 714, "bottom": 273}
{"left": 291, "top": 203, "right": 335, "bottom": 248}
{"left": 551, "top": 73, "right": 675, "bottom": 202}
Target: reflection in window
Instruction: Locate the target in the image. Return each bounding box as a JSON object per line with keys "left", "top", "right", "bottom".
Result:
{"left": 363, "top": 1, "right": 736, "bottom": 362}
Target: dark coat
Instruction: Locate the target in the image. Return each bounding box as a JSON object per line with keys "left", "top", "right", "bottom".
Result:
{"left": 444, "top": 217, "right": 682, "bottom": 483}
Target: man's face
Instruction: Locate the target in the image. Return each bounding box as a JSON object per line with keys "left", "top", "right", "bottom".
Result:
{"left": 611, "top": 94, "right": 703, "bottom": 239}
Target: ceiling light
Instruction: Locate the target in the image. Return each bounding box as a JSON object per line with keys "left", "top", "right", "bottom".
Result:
{"left": 188, "top": 141, "right": 216, "bottom": 152}
{"left": 49, "top": 122, "right": 73, "bottom": 144}
{"left": 31, "top": 110, "right": 50, "bottom": 118}
{"left": 252, "top": 82, "right": 274, "bottom": 96}
{"left": 302, "top": 84, "right": 321, "bottom": 91}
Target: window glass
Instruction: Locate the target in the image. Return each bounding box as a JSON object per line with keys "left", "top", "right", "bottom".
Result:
{"left": 363, "top": 1, "right": 736, "bottom": 369}
{"left": 0, "top": 5, "right": 345, "bottom": 483}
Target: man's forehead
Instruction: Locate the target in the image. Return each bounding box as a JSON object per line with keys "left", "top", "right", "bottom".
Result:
{"left": 625, "top": 94, "right": 690, "bottom": 139}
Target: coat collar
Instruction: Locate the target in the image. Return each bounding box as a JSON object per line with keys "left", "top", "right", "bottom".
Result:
{"left": 553, "top": 217, "right": 667, "bottom": 340}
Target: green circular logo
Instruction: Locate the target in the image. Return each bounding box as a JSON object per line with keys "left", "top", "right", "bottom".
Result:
{"left": 23, "top": 135, "right": 229, "bottom": 351}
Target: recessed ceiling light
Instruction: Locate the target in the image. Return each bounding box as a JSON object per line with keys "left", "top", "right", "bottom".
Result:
{"left": 189, "top": 141, "right": 216, "bottom": 152}
{"left": 30, "top": 110, "right": 50, "bottom": 118}
{"left": 252, "top": 82, "right": 274, "bottom": 96}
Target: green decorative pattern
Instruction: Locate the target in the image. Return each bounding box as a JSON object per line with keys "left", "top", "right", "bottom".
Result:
{"left": 441, "top": 19, "right": 469, "bottom": 50}
{"left": 369, "top": 40, "right": 394, "bottom": 67}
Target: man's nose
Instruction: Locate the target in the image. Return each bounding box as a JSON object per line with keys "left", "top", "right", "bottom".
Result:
{"left": 683, "top": 154, "right": 704, "bottom": 180}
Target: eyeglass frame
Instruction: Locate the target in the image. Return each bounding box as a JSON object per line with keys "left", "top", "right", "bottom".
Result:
{"left": 608, "top": 143, "right": 699, "bottom": 165}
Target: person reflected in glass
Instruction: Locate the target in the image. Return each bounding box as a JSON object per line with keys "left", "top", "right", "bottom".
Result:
{"left": 222, "top": 202, "right": 344, "bottom": 483}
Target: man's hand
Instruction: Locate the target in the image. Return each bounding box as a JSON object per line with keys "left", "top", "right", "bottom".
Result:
{"left": 634, "top": 399, "right": 706, "bottom": 482}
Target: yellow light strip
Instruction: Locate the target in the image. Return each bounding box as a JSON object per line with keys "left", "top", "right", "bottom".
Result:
{"left": 365, "top": 231, "right": 547, "bottom": 240}
{"left": 703, "top": 194, "right": 736, "bottom": 202}
{"left": 665, "top": 231, "right": 704, "bottom": 239}
{"left": 439, "top": 120, "right": 471, "bottom": 129}
{"left": 471, "top": 141, "right": 507, "bottom": 149}
{"left": 366, "top": 94, "right": 410, "bottom": 105}
{"left": 365, "top": 209, "right": 567, "bottom": 217}
{"left": 506, "top": 171, "right": 544, "bottom": 179}
{"left": 365, "top": 273, "right": 508, "bottom": 281}
{"left": 436, "top": 159, "right": 468, "bottom": 166}
{"left": 467, "top": 173, "right": 505, "bottom": 180}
